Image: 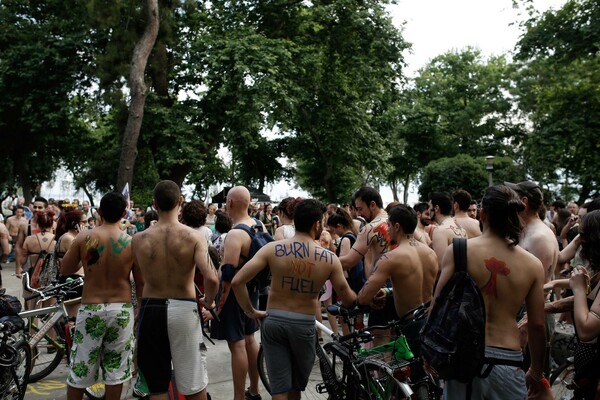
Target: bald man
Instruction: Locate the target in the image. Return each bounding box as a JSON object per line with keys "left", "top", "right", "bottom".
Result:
{"left": 207, "top": 186, "right": 264, "bottom": 400}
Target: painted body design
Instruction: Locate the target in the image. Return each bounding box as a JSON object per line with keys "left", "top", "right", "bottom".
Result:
{"left": 371, "top": 219, "right": 394, "bottom": 252}
{"left": 110, "top": 234, "right": 131, "bottom": 255}
{"left": 482, "top": 257, "right": 511, "bottom": 298}
{"left": 85, "top": 236, "right": 105, "bottom": 266}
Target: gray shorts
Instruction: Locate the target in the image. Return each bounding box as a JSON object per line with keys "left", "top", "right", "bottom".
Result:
{"left": 261, "top": 309, "right": 315, "bottom": 394}
{"left": 443, "top": 346, "right": 526, "bottom": 400}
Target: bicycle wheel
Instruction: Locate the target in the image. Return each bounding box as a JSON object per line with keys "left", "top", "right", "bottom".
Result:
{"left": 27, "top": 323, "right": 65, "bottom": 383}
{"left": 0, "top": 338, "right": 31, "bottom": 400}
{"left": 550, "top": 360, "right": 575, "bottom": 400}
{"left": 358, "top": 360, "right": 412, "bottom": 400}
{"left": 257, "top": 345, "right": 271, "bottom": 395}
{"left": 315, "top": 339, "right": 344, "bottom": 399}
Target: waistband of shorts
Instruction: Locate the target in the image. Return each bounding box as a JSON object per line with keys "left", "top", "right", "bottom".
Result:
{"left": 142, "top": 298, "right": 196, "bottom": 305}
{"left": 267, "top": 309, "right": 316, "bottom": 322}
{"left": 484, "top": 345, "right": 523, "bottom": 362}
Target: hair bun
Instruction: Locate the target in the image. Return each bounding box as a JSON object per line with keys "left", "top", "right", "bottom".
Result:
{"left": 507, "top": 198, "right": 525, "bottom": 213}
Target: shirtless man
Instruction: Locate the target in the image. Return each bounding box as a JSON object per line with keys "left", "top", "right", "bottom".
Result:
{"left": 0, "top": 222, "right": 10, "bottom": 286}
{"left": 452, "top": 189, "right": 481, "bottom": 238}
{"left": 208, "top": 186, "right": 265, "bottom": 400}
{"left": 505, "top": 181, "right": 559, "bottom": 374}
{"left": 232, "top": 199, "right": 356, "bottom": 400}
{"left": 339, "top": 187, "right": 390, "bottom": 277}
{"left": 61, "top": 192, "right": 143, "bottom": 400}
{"left": 357, "top": 205, "right": 438, "bottom": 346}
{"left": 133, "top": 181, "right": 218, "bottom": 400}
{"left": 434, "top": 185, "right": 548, "bottom": 399}
{"left": 429, "top": 192, "right": 467, "bottom": 269}
{"left": 413, "top": 202, "right": 432, "bottom": 246}
{"left": 504, "top": 182, "right": 559, "bottom": 283}
{"left": 5, "top": 205, "right": 25, "bottom": 263}
{"left": 15, "top": 197, "right": 48, "bottom": 277}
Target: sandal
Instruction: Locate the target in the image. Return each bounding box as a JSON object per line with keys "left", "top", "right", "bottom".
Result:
{"left": 14, "top": 273, "right": 22, "bottom": 279}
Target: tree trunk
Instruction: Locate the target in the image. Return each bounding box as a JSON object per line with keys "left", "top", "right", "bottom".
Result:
{"left": 402, "top": 174, "right": 410, "bottom": 204}
{"left": 116, "top": 0, "right": 159, "bottom": 193}
{"left": 390, "top": 178, "right": 399, "bottom": 202}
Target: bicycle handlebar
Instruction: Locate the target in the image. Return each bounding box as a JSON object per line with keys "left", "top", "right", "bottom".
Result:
{"left": 23, "top": 274, "right": 84, "bottom": 302}
{"left": 328, "top": 300, "right": 431, "bottom": 324}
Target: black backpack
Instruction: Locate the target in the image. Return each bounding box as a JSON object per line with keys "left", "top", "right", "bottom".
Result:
{"left": 420, "top": 238, "right": 486, "bottom": 383}
{"left": 234, "top": 219, "right": 274, "bottom": 292}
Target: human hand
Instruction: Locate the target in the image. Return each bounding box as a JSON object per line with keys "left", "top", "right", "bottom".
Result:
{"left": 201, "top": 308, "right": 214, "bottom": 321}
{"left": 569, "top": 265, "right": 590, "bottom": 292}
{"left": 244, "top": 309, "right": 268, "bottom": 324}
{"left": 371, "top": 289, "right": 387, "bottom": 310}
{"left": 525, "top": 370, "right": 552, "bottom": 400}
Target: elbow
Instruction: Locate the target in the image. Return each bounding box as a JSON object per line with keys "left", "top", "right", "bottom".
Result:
{"left": 576, "top": 326, "right": 599, "bottom": 343}
{"left": 230, "top": 276, "right": 241, "bottom": 290}
{"left": 207, "top": 274, "right": 219, "bottom": 288}
{"left": 578, "top": 332, "right": 595, "bottom": 343}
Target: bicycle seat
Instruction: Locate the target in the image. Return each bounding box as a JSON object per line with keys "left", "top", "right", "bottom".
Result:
{"left": 327, "top": 302, "right": 369, "bottom": 318}
{"left": 0, "top": 316, "right": 25, "bottom": 333}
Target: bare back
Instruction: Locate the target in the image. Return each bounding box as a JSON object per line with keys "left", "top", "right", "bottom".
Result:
{"left": 454, "top": 216, "right": 481, "bottom": 238}
{"left": 413, "top": 241, "right": 439, "bottom": 303}
{"left": 133, "top": 221, "right": 209, "bottom": 299}
{"left": 265, "top": 237, "right": 353, "bottom": 316}
{"left": 359, "top": 240, "right": 424, "bottom": 317}
{"left": 520, "top": 218, "right": 559, "bottom": 282}
{"left": 62, "top": 224, "right": 135, "bottom": 304}
{"left": 457, "top": 236, "right": 544, "bottom": 350}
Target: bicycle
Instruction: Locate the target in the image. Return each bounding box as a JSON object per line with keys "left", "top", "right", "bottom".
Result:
{"left": 258, "top": 302, "right": 439, "bottom": 400}
{"left": 20, "top": 274, "right": 106, "bottom": 400}
{"left": 0, "top": 317, "right": 31, "bottom": 400}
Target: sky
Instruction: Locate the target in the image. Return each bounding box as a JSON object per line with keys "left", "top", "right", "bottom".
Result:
{"left": 267, "top": 0, "right": 567, "bottom": 204}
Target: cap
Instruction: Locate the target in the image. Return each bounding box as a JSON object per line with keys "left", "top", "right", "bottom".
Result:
{"left": 504, "top": 181, "right": 542, "bottom": 202}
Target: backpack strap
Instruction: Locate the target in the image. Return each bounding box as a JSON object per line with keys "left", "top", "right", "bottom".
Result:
{"left": 233, "top": 220, "right": 260, "bottom": 264}
{"left": 453, "top": 237, "right": 467, "bottom": 273}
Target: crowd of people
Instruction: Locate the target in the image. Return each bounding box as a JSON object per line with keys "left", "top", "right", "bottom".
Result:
{"left": 0, "top": 180, "right": 599, "bottom": 400}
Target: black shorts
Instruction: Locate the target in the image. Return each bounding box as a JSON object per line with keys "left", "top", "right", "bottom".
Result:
{"left": 210, "top": 287, "right": 259, "bottom": 342}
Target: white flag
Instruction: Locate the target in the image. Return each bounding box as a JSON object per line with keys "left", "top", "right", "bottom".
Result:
{"left": 122, "top": 183, "right": 131, "bottom": 211}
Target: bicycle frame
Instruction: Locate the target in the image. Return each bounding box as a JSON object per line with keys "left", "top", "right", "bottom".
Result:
{"left": 19, "top": 298, "right": 80, "bottom": 349}
{"left": 315, "top": 319, "right": 413, "bottom": 399}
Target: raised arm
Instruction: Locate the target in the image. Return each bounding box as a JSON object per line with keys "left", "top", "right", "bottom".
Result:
{"left": 339, "top": 226, "right": 369, "bottom": 270}
{"left": 61, "top": 234, "right": 84, "bottom": 276}
{"left": 570, "top": 266, "right": 600, "bottom": 342}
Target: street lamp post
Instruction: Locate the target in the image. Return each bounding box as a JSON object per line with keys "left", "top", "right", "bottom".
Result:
{"left": 485, "top": 156, "right": 495, "bottom": 187}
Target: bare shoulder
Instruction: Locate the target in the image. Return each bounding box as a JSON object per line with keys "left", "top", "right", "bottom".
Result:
{"left": 415, "top": 240, "right": 437, "bottom": 258}
{"left": 515, "top": 244, "right": 545, "bottom": 269}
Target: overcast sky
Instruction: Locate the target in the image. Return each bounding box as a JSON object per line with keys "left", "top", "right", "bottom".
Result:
{"left": 388, "top": 0, "right": 566, "bottom": 76}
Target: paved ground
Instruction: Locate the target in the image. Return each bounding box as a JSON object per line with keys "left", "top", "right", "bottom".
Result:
{"left": 1, "top": 261, "right": 328, "bottom": 400}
